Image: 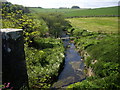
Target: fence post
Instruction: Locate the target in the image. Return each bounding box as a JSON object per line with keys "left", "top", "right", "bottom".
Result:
{"left": 1, "top": 29, "right": 28, "bottom": 89}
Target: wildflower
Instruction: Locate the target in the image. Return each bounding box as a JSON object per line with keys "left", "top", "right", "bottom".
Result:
{"left": 6, "top": 82, "right": 10, "bottom": 88}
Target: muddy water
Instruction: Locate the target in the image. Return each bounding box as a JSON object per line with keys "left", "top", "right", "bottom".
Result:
{"left": 52, "top": 35, "right": 86, "bottom": 88}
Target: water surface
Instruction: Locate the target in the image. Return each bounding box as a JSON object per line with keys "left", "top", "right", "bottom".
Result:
{"left": 52, "top": 37, "right": 85, "bottom": 88}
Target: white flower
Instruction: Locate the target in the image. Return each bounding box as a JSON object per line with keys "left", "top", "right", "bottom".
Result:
{"left": 60, "top": 53, "right": 65, "bottom": 58}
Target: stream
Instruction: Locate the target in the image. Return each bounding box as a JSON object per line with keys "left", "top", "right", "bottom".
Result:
{"left": 52, "top": 34, "right": 86, "bottom": 88}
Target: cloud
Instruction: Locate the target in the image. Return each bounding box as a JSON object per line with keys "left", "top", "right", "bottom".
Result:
{"left": 7, "top": 0, "right": 119, "bottom": 8}
{"left": 83, "top": 1, "right": 119, "bottom": 8}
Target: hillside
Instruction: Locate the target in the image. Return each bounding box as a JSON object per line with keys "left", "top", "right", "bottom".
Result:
{"left": 28, "top": 6, "right": 120, "bottom": 17}
{"left": 64, "top": 6, "right": 120, "bottom": 17}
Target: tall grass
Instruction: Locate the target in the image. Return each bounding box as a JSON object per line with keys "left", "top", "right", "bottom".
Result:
{"left": 66, "top": 15, "right": 120, "bottom": 88}
{"left": 67, "top": 30, "right": 120, "bottom": 89}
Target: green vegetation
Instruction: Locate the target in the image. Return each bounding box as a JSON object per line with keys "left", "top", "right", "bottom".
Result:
{"left": 64, "top": 6, "right": 119, "bottom": 17}
{"left": 71, "top": 6, "right": 80, "bottom": 9}
{"left": 40, "top": 13, "right": 71, "bottom": 38}
{"left": 67, "top": 17, "right": 118, "bottom": 33}
{"left": 2, "top": 1, "right": 120, "bottom": 89}
{"left": 29, "top": 8, "right": 78, "bottom": 13}
{"left": 2, "top": 2, "right": 49, "bottom": 45}
{"left": 2, "top": 2, "right": 71, "bottom": 88}
{"left": 29, "top": 6, "right": 119, "bottom": 17}
{"left": 66, "top": 17, "right": 120, "bottom": 88}
{"left": 25, "top": 38, "right": 65, "bottom": 88}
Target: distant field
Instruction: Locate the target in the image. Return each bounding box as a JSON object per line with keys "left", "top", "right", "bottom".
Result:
{"left": 64, "top": 6, "right": 119, "bottom": 17}
{"left": 29, "top": 8, "right": 79, "bottom": 13}
{"left": 29, "top": 6, "right": 119, "bottom": 17}
{"left": 67, "top": 17, "right": 118, "bottom": 33}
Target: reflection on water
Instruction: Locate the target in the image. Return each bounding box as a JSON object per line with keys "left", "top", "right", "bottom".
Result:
{"left": 52, "top": 35, "right": 85, "bottom": 88}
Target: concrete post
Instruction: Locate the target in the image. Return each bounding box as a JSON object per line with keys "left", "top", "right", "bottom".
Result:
{"left": 0, "top": 31, "right": 2, "bottom": 87}
{"left": 1, "top": 29, "right": 28, "bottom": 89}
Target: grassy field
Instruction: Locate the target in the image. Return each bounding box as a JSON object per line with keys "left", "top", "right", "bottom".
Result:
{"left": 67, "top": 17, "right": 118, "bottom": 33}
{"left": 29, "top": 8, "right": 78, "bottom": 13}
{"left": 29, "top": 6, "right": 119, "bottom": 17}
{"left": 66, "top": 17, "right": 119, "bottom": 89}
{"left": 64, "top": 6, "right": 119, "bottom": 17}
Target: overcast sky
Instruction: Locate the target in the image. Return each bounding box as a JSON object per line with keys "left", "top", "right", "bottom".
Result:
{"left": 6, "top": 0, "right": 119, "bottom": 8}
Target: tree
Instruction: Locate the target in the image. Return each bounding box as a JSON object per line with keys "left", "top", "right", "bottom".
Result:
{"left": 40, "top": 13, "right": 71, "bottom": 38}
{"left": 71, "top": 6, "right": 80, "bottom": 9}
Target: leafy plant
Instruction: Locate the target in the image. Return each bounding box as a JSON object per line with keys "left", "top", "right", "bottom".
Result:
{"left": 25, "top": 38, "right": 65, "bottom": 88}
{"left": 67, "top": 27, "right": 120, "bottom": 89}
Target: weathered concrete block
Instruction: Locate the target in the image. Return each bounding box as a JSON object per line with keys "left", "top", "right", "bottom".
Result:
{"left": 1, "top": 29, "right": 28, "bottom": 89}
{"left": 0, "top": 31, "right": 2, "bottom": 86}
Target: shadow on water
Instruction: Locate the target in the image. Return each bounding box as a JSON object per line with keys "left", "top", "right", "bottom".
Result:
{"left": 52, "top": 34, "right": 86, "bottom": 88}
